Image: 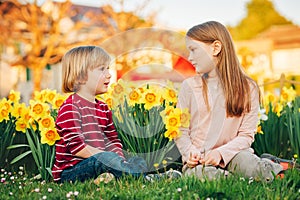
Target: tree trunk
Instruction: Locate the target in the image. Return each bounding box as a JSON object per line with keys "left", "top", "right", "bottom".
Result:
{"left": 32, "top": 67, "right": 42, "bottom": 92}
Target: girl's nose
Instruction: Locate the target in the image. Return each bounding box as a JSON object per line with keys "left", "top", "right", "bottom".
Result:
{"left": 188, "top": 54, "right": 193, "bottom": 63}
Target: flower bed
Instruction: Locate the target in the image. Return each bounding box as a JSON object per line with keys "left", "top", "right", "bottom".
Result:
{"left": 98, "top": 79, "right": 190, "bottom": 171}
{"left": 1, "top": 83, "right": 299, "bottom": 181}
{"left": 253, "top": 86, "right": 300, "bottom": 160}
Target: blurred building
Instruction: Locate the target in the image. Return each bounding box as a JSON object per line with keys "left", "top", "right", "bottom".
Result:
{"left": 1, "top": 2, "right": 300, "bottom": 100}
{"left": 235, "top": 24, "right": 300, "bottom": 92}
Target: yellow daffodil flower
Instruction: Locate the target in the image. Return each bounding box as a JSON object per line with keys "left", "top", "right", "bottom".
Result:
{"left": 280, "top": 86, "right": 296, "bottom": 104}
{"left": 164, "top": 127, "right": 181, "bottom": 141}
{"left": 40, "top": 128, "right": 60, "bottom": 146}
{"left": 162, "top": 87, "right": 177, "bottom": 104}
{"left": 44, "top": 89, "right": 57, "bottom": 105}
{"left": 141, "top": 88, "right": 162, "bottom": 110}
{"left": 128, "top": 89, "right": 142, "bottom": 106}
{"left": 7, "top": 90, "right": 21, "bottom": 103}
{"left": 52, "top": 93, "right": 68, "bottom": 109}
{"left": 38, "top": 115, "right": 55, "bottom": 130}
{"left": 29, "top": 100, "right": 50, "bottom": 120}
{"left": 256, "top": 125, "right": 263, "bottom": 134}
{"left": 0, "top": 107, "right": 9, "bottom": 122}
{"left": 15, "top": 118, "right": 29, "bottom": 133}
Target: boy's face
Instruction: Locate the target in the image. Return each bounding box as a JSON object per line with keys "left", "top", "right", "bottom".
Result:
{"left": 84, "top": 65, "right": 111, "bottom": 96}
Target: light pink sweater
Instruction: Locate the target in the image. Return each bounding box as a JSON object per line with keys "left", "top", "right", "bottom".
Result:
{"left": 175, "top": 75, "right": 259, "bottom": 168}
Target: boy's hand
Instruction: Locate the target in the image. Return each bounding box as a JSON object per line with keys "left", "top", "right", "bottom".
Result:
{"left": 75, "top": 145, "right": 104, "bottom": 158}
{"left": 199, "top": 149, "right": 222, "bottom": 166}
{"left": 186, "top": 152, "right": 200, "bottom": 168}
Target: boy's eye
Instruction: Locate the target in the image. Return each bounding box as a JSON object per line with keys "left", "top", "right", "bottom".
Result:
{"left": 98, "top": 66, "right": 109, "bottom": 71}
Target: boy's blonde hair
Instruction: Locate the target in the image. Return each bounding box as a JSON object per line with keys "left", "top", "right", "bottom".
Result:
{"left": 61, "top": 46, "right": 111, "bottom": 93}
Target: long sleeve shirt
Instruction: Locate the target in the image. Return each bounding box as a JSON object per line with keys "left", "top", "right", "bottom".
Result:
{"left": 52, "top": 93, "right": 124, "bottom": 182}
{"left": 175, "top": 75, "right": 259, "bottom": 168}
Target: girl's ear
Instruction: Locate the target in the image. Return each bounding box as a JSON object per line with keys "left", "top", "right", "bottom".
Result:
{"left": 212, "top": 40, "right": 222, "bottom": 56}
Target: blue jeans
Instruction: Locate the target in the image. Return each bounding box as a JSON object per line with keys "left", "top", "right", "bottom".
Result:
{"left": 60, "top": 152, "right": 148, "bottom": 183}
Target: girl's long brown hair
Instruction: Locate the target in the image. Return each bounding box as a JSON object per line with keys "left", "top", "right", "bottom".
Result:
{"left": 187, "top": 21, "right": 260, "bottom": 117}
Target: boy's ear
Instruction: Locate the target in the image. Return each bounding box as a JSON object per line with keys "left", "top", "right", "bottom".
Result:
{"left": 212, "top": 40, "right": 222, "bottom": 56}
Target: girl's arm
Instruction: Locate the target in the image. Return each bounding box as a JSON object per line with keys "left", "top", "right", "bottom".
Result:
{"left": 175, "top": 80, "right": 201, "bottom": 163}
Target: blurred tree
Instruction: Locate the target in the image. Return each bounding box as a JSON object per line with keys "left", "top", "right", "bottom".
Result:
{"left": 0, "top": 0, "right": 90, "bottom": 92}
{"left": 0, "top": 0, "right": 156, "bottom": 92}
{"left": 86, "top": 0, "right": 160, "bottom": 78}
{"left": 228, "top": 0, "right": 292, "bottom": 40}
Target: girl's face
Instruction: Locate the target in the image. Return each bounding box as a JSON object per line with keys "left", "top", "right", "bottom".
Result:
{"left": 185, "top": 37, "right": 218, "bottom": 76}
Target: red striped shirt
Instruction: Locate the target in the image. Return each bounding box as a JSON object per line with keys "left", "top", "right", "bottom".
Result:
{"left": 52, "top": 93, "right": 124, "bottom": 182}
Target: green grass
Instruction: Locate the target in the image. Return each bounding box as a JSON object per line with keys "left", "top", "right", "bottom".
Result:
{"left": 0, "top": 168, "right": 299, "bottom": 200}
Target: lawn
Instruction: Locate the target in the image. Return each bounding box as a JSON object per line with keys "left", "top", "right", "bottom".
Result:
{"left": 1, "top": 167, "right": 299, "bottom": 200}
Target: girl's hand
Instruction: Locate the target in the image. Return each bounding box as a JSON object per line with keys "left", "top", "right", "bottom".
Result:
{"left": 186, "top": 152, "right": 200, "bottom": 168}
{"left": 200, "top": 149, "right": 222, "bottom": 166}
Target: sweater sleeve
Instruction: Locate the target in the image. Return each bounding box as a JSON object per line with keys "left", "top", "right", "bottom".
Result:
{"left": 103, "top": 105, "right": 124, "bottom": 158}
{"left": 55, "top": 103, "right": 86, "bottom": 155}
{"left": 174, "top": 80, "right": 201, "bottom": 163}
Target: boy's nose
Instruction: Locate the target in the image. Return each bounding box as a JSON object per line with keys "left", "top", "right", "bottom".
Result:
{"left": 106, "top": 71, "right": 111, "bottom": 78}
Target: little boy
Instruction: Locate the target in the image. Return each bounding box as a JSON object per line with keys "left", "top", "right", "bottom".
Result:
{"left": 52, "top": 46, "right": 148, "bottom": 183}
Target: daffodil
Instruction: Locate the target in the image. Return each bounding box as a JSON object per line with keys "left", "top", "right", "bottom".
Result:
{"left": 127, "top": 88, "right": 142, "bottom": 106}
{"left": 44, "top": 89, "right": 57, "bottom": 105}
{"left": 263, "top": 92, "right": 277, "bottom": 112}
{"left": 11, "top": 103, "right": 28, "bottom": 119}
{"left": 165, "top": 110, "right": 181, "bottom": 129}
{"left": 280, "top": 87, "right": 296, "bottom": 103}
{"left": 160, "top": 105, "right": 175, "bottom": 119}
{"left": 15, "top": 118, "right": 29, "bottom": 133}
{"left": 141, "top": 88, "right": 162, "bottom": 110}
{"left": 273, "top": 103, "right": 283, "bottom": 117}
{"left": 52, "top": 93, "right": 67, "bottom": 109}
{"left": 256, "top": 125, "right": 263, "bottom": 134}
{"left": 162, "top": 81, "right": 177, "bottom": 104}
{"left": 111, "top": 79, "right": 127, "bottom": 99}
{"left": 40, "top": 128, "right": 60, "bottom": 146}
{"left": 164, "top": 127, "right": 181, "bottom": 141}
{"left": 7, "top": 90, "right": 21, "bottom": 103}
{"left": 162, "top": 160, "right": 167, "bottom": 166}
{"left": 29, "top": 100, "right": 50, "bottom": 120}
{"left": 0, "top": 107, "right": 9, "bottom": 122}
{"left": 258, "top": 108, "right": 268, "bottom": 121}
{"left": 33, "top": 90, "right": 46, "bottom": 102}
{"left": 0, "top": 98, "right": 13, "bottom": 112}
{"left": 38, "top": 115, "right": 55, "bottom": 130}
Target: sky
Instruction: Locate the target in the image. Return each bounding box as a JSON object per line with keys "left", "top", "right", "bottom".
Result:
{"left": 70, "top": 0, "right": 300, "bottom": 31}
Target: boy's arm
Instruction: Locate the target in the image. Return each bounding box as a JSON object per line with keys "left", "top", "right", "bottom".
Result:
{"left": 103, "top": 106, "right": 124, "bottom": 158}
{"left": 75, "top": 145, "right": 104, "bottom": 158}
